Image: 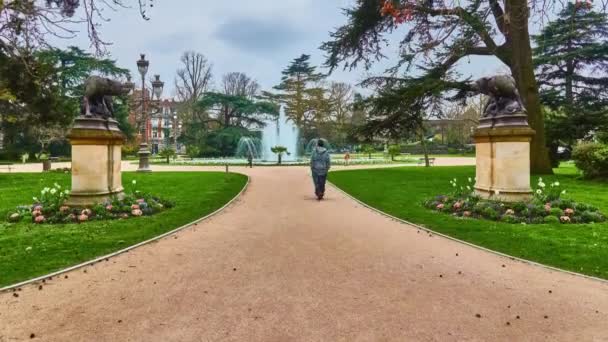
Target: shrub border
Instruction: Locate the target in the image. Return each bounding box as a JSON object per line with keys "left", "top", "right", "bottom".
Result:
{"left": 327, "top": 176, "right": 608, "bottom": 285}
{"left": 0, "top": 173, "right": 250, "bottom": 292}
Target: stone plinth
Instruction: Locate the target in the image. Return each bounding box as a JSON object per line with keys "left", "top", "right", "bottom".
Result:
{"left": 474, "top": 115, "right": 535, "bottom": 202}
{"left": 66, "top": 116, "right": 125, "bottom": 206}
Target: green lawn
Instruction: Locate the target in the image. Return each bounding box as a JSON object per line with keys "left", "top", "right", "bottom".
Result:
{"left": 0, "top": 172, "right": 247, "bottom": 287}
{"left": 328, "top": 163, "right": 608, "bottom": 279}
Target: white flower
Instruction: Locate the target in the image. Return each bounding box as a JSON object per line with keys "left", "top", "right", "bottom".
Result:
{"left": 64, "top": 190, "right": 70, "bottom": 195}
{"left": 538, "top": 182, "right": 546, "bottom": 188}
{"left": 536, "top": 189, "right": 542, "bottom": 194}
{"left": 539, "top": 177, "right": 543, "bottom": 182}
{"left": 54, "top": 183, "right": 61, "bottom": 189}
{"left": 50, "top": 188, "right": 57, "bottom": 195}
{"left": 562, "top": 190, "right": 567, "bottom": 194}
{"left": 25, "top": 246, "right": 32, "bottom": 251}
{"left": 453, "top": 178, "right": 457, "bottom": 182}
{"left": 468, "top": 177, "right": 472, "bottom": 183}
{"left": 33, "top": 197, "right": 38, "bottom": 202}
{"left": 453, "top": 183, "right": 457, "bottom": 187}
{"left": 554, "top": 182, "right": 560, "bottom": 187}
{"left": 466, "top": 186, "right": 471, "bottom": 190}
{"left": 132, "top": 180, "right": 137, "bottom": 185}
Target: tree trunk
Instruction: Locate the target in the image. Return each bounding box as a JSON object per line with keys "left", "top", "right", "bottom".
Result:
{"left": 419, "top": 129, "right": 430, "bottom": 167}
{"left": 278, "top": 154, "right": 282, "bottom": 165}
{"left": 506, "top": 0, "right": 553, "bottom": 174}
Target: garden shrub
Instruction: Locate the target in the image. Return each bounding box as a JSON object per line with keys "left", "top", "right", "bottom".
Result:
{"left": 544, "top": 216, "right": 560, "bottom": 224}
{"left": 572, "top": 142, "right": 608, "bottom": 179}
{"left": 424, "top": 177, "right": 605, "bottom": 225}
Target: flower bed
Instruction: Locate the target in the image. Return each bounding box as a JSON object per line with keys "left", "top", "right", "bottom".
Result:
{"left": 6, "top": 180, "right": 174, "bottom": 224}
{"left": 424, "top": 177, "right": 606, "bottom": 224}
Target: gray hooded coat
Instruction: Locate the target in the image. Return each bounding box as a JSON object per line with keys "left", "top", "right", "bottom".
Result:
{"left": 310, "top": 146, "right": 331, "bottom": 175}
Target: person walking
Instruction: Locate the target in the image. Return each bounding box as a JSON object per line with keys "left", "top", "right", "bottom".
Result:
{"left": 344, "top": 151, "right": 351, "bottom": 166}
{"left": 310, "top": 139, "right": 331, "bottom": 200}
{"left": 247, "top": 151, "right": 253, "bottom": 168}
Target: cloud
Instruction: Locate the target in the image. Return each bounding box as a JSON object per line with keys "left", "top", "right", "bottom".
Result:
{"left": 214, "top": 17, "right": 304, "bottom": 54}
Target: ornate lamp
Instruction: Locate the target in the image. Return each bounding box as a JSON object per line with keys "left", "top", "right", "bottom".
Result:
{"left": 152, "top": 75, "right": 164, "bottom": 100}
{"left": 137, "top": 54, "right": 149, "bottom": 78}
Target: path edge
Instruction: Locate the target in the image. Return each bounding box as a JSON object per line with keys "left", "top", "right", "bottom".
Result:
{"left": 0, "top": 174, "right": 251, "bottom": 293}
{"left": 328, "top": 179, "right": 608, "bottom": 285}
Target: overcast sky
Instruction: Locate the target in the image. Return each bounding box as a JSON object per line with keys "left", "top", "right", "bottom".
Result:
{"left": 54, "top": 0, "right": 505, "bottom": 98}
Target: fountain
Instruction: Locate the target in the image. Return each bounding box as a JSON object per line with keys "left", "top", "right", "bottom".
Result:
{"left": 235, "top": 136, "right": 261, "bottom": 159}
{"left": 261, "top": 107, "right": 299, "bottom": 162}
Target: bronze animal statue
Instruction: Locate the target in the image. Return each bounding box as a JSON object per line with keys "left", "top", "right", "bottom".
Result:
{"left": 474, "top": 75, "right": 527, "bottom": 117}
{"left": 81, "top": 76, "right": 132, "bottom": 118}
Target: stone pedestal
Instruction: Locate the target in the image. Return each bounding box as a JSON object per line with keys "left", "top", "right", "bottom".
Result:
{"left": 473, "top": 114, "right": 535, "bottom": 202}
{"left": 66, "top": 116, "right": 125, "bottom": 206}
{"left": 137, "top": 142, "right": 152, "bottom": 172}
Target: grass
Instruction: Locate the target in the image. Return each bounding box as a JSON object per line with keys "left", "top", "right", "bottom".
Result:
{"left": 328, "top": 163, "right": 608, "bottom": 279}
{"left": 0, "top": 172, "right": 247, "bottom": 287}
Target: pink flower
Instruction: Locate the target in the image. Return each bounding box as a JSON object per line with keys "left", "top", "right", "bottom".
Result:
{"left": 31, "top": 210, "right": 42, "bottom": 217}
{"left": 544, "top": 204, "right": 551, "bottom": 212}
{"left": 505, "top": 209, "right": 515, "bottom": 216}
{"left": 106, "top": 205, "right": 113, "bottom": 211}
{"left": 560, "top": 216, "right": 571, "bottom": 223}
{"left": 78, "top": 214, "right": 89, "bottom": 222}
{"left": 131, "top": 204, "right": 140, "bottom": 210}
{"left": 136, "top": 199, "right": 145, "bottom": 204}
{"left": 453, "top": 202, "right": 462, "bottom": 210}
{"left": 60, "top": 206, "right": 70, "bottom": 213}
{"left": 436, "top": 203, "right": 445, "bottom": 210}
{"left": 81, "top": 209, "right": 92, "bottom": 216}
{"left": 564, "top": 208, "right": 575, "bottom": 216}
{"left": 33, "top": 205, "right": 43, "bottom": 211}
{"left": 34, "top": 215, "right": 45, "bottom": 223}
{"left": 463, "top": 211, "right": 472, "bottom": 217}
{"left": 131, "top": 209, "right": 143, "bottom": 216}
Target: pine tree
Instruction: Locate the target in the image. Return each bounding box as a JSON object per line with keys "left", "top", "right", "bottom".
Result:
{"left": 533, "top": 3, "right": 608, "bottom": 158}
{"left": 274, "top": 54, "right": 325, "bottom": 127}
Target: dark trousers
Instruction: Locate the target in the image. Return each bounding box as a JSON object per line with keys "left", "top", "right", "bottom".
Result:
{"left": 312, "top": 172, "right": 327, "bottom": 196}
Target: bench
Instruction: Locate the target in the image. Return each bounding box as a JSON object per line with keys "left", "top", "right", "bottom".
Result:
{"left": 0, "top": 162, "right": 14, "bottom": 172}
{"left": 417, "top": 157, "right": 436, "bottom": 166}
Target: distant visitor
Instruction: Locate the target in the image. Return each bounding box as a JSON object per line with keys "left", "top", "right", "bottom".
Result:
{"left": 310, "top": 139, "right": 331, "bottom": 200}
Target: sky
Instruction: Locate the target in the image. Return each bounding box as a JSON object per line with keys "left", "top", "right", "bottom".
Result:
{"left": 54, "top": 0, "right": 505, "bottom": 98}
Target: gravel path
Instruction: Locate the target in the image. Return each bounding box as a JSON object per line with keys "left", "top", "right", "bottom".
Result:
{"left": 2, "top": 163, "right": 608, "bottom": 341}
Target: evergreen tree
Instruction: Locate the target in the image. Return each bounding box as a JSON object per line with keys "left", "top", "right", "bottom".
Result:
{"left": 533, "top": 3, "right": 608, "bottom": 158}
{"left": 322, "top": 0, "right": 567, "bottom": 173}
{"left": 274, "top": 54, "right": 325, "bottom": 127}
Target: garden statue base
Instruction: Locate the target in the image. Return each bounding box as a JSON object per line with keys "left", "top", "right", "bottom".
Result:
{"left": 65, "top": 116, "right": 125, "bottom": 206}
{"left": 473, "top": 115, "right": 535, "bottom": 202}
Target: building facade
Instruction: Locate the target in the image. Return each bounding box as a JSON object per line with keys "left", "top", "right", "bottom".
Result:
{"left": 129, "top": 90, "right": 183, "bottom": 154}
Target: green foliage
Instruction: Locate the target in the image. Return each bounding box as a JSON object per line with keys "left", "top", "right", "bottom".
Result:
{"left": 158, "top": 147, "right": 177, "bottom": 164}
{"left": 572, "top": 142, "right": 608, "bottom": 179}
{"left": 186, "top": 145, "right": 200, "bottom": 159}
{"left": 544, "top": 216, "right": 560, "bottom": 224}
{"left": 196, "top": 92, "right": 278, "bottom": 128}
{"left": 534, "top": 5, "right": 608, "bottom": 156}
{"left": 273, "top": 54, "right": 325, "bottom": 127}
{"left": 387, "top": 145, "right": 400, "bottom": 161}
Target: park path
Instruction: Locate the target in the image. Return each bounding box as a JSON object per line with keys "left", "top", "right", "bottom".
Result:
{"left": 2, "top": 163, "right": 608, "bottom": 341}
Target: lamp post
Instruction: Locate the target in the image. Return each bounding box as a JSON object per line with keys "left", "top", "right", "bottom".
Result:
{"left": 135, "top": 54, "right": 164, "bottom": 172}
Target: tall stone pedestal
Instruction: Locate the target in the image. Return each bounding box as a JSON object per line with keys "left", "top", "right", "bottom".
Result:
{"left": 66, "top": 116, "right": 125, "bottom": 206}
{"left": 473, "top": 114, "right": 535, "bottom": 202}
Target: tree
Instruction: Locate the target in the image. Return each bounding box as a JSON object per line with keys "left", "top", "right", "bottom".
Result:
{"left": 533, "top": 3, "right": 608, "bottom": 162}
{"left": 31, "top": 125, "right": 68, "bottom": 153}
{"left": 322, "top": 0, "right": 565, "bottom": 173}
{"left": 158, "top": 147, "right": 176, "bottom": 164}
{"left": 195, "top": 92, "right": 277, "bottom": 128}
{"left": 271, "top": 146, "right": 289, "bottom": 165}
{"left": 186, "top": 145, "right": 200, "bottom": 160}
{"left": 274, "top": 54, "right": 325, "bottom": 126}
{"left": 388, "top": 144, "right": 400, "bottom": 161}
{"left": 175, "top": 51, "right": 213, "bottom": 121}
{"left": 222, "top": 72, "right": 260, "bottom": 99}
{"left": 0, "top": 1, "right": 152, "bottom": 54}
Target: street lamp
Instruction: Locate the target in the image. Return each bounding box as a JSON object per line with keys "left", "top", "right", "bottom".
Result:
{"left": 135, "top": 54, "right": 164, "bottom": 173}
